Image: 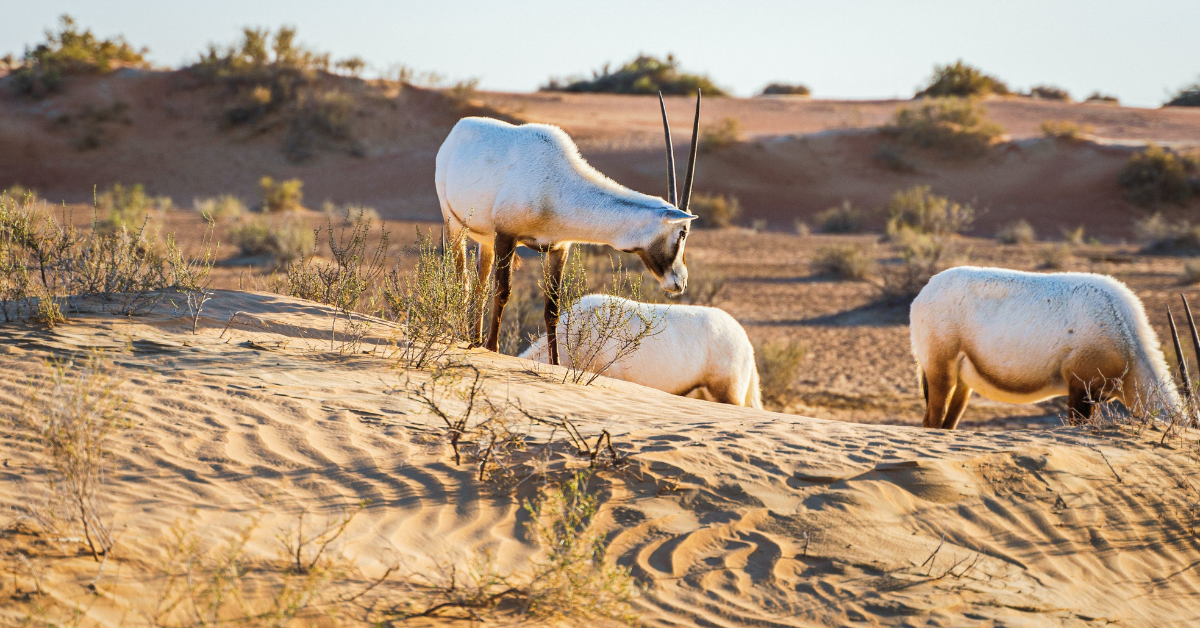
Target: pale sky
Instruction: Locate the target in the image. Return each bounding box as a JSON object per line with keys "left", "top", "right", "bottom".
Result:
{"left": 2, "top": 0, "right": 1198, "bottom": 108}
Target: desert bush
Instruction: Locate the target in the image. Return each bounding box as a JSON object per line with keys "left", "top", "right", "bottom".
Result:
{"left": 793, "top": 219, "right": 810, "bottom": 236}
{"left": 1117, "top": 144, "right": 1199, "bottom": 207}
{"left": 1061, "top": 225, "right": 1086, "bottom": 246}
{"left": 15, "top": 352, "right": 128, "bottom": 560}
{"left": 1038, "top": 243, "right": 1072, "bottom": 269}
{"left": 882, "top": 230, "right": 958, "bottom": 300}
{"left": 689, "top": 192, "right": 741, "bottom": 228}
{"left": 883, "top": 98, "right": 1005, "bottom": 157}
{"left": 260, "top": 176, "right": 304, "bottom": 212}
{"left": 674, "top": 260, "right": 726, "bottom": 306}
{"left": 285, "top": 89, "right": 357, "bottom": 162}
{"left": 996, "top": 219, "right": 1036, "bottom": 244}
{"left": 759, "top": 82, "right": 810, "bottom": 96}
{"left": 7, "top": 15, "right": 149, "bottom": 96}
{"left": 541, "top": 53, "right": 726, "bottom": 96}
{"left": 873, "top": 143, "right": 918, "bottom": 173}
{"left": 1085, "top": 92, "right": 1119, "bottom": 104}
{"left": 230, "top": 215, "right": 313, "bottom": 265}
{"left": 884, "top": 185, "right": 974, "bottom": 238}
{"left": 445, "top": 78, "right": 482, "bottom": 110}
{"left": 915, "top": 60, "right": 1010, "bottom": 98}
{"left": 1026, "top": 85, "right": 1072, "bottom": 101}
{"left": 383, "top": 63, "right": 447, "bottom": 88}
{"left": 334, "top": 55, "right": 366, "bottom": 77}
{"left": 1166, "top": 79, "right": 1200, "bottom": 107}
{"left": 812, "top": 200, "right": 865, "bottom": 233}
{"left": 699, "top": 117, "right": 741, "bottom": 153}
{"left": 1132, "top": 213, "right": 1200, "bottom": 255}
{"left": 96, "top": 182, "right": 150, "bottom": 232}
{"left": 384, "top": 228, "right": 488, "bottom": 368}
{"left": 1, "top": 184, "right": 37, "bottom": 205}
{"left": 194, "top": 194, "right": 246, "bottom": 222}
{"left": 813, "top": 244, "right": 876, "bottom": 280}
{"left": 1182, "top": 259, "right": 1200, "bottom": 284}
{"left": 323, "top": 200, "right": 380, "bottom": 225}
{"left": 756, "top": 339, "right": 806, "bottom": 408}
{"left": 1041, "top": 119, "right": 1095, "bottom": 140}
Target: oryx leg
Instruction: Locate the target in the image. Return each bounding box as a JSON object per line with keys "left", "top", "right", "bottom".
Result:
{"left": 941, "top": 377, "right": 972, "bottom": 430}
{"left": 471, "top": 241, "right": 495, "bottom": 346}
{"left": 543, "top": 245, "right": 571, "bottom": 366}
{"left": 922, "top": 354, "right": 960, "bottom": 429}
{"left": 484, "top": 234, "right": 516, "bottom": 353}
{"left": 1067, "top": 377, "right": 1098, "bottom": 421}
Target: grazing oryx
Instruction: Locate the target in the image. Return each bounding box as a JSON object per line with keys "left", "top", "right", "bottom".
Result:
{"left": 435, "top": 90, "right": 704, "bottom": 365}
{"left": 520, "top": 295, "right": 762, "bottom": 408}
{"left": 911, "top": 266, "right": 1192, "bottom": 429}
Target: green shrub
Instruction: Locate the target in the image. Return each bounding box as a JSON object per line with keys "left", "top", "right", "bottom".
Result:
{"left": 813, "top": 244, "right": 876, "bottom": 280}
{"left": 334, "top": 56, "right": 366, "bottom": 77}
{"left": 260, "top": 176, "right": 304, "bottom": 212}
{"left": 1041, "top": 119, "right": 1094, "bottom": 140}
{"left": 540, "top": 54, "right": 727, "bottom": 96}
{"left": 883, "top": 98, "right": 1005, "bottom": 157}
{"left": 1117, "top": 144, "right": 1199, "bottom": 207}
{"left": 7, "top": 15, "right": 149, "bottom": 96}
{"left": 699, "top": 117, "right": 741, "bottom": 152}
{"left": 882, "top": 231, "right": 956, "bottom": 300}
{"left": 884, "top": 185, "right": 974, "bottom": 237}
{"left": 812, "top": 201, "right": 865, "bottom": 233}
{"left": 759, "top": 83, "right": 810, "bottom": 96}
{"left": 1166, "top": 79, "right": 1200, "bottom": 107}
{"left": 96, "top": 183, "right": 150, "bottom": 231}
{"left": 689, "top": 193, "right": 741, "bottom": 228}
{"left": 1085, "top": 92, "right": 1119, "bottom": 104}
{"left": 1027, "top": 85, "right": 1071, "bottom": 101}
{"left": 194, "top": 194, "right": 245, "bottom": 222}
{"left": 755, "top": 339, "right": 806, "bottom": 408}
{"left": 285, "top": 89, "right": 356, "bottom": 162}
{"left": 915, "top": 60, "right": 1010, "bottom": 98}
{"left": 230, "top": 216, "right": 313, "bottom": 264}
{"left": 996, "top": 220, "right": 1036, "bottom": 244}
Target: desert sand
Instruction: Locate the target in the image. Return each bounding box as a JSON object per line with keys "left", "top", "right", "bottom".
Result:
{"left": 2, "top": 292, "right": 1200, "bottom": 627}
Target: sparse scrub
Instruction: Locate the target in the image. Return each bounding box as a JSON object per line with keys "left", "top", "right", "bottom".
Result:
{"left": 915, "top": 60, "right": 1010, "bottom": 98}
{"left": 1038, "top": 243, "right": 1072, "bottom": 269}
{"left": 96, "top": 182, "right": 150, "bottom": 232}
{"left": 873, "top": 143, "right": 918, "bottom": 173}
{"left": 699, "top": 117, "right": 742, "bottom": 153}
{"left": 6, "top": 15, "right": 149, "bottom": 96}
{"left": 194, "top": 194, "right": 246, "bottom": 222}
{"left": 674, "top": 260, "right": 726, "bottom": 306}
{"left": 1182, "top": 259, "right": 1200, "bottom": 284}
{"left": 230, "top": 215, "right": 313, "bottom": 265}
{"left": 1117, "top": 144, "right": 1199, "bottom": 207}
{"left": 1041, "top": 119, "right": 1095, "bottom": 140}
{"left": 323, "top": 200, "right": 380, "bottom": 225}
{"left": 1166, "top": 79, "right": 1200, "bottom": 107}
{"left": 996, "top": 220, "right": 1036, "bottom": 244}
{"left": 16, "top": 352, "right": 128, "bottom": 560}
{"left": 285, "top": 89, "right": 357, "bottom": 162}
{"left": 755, "top": 339, "right": 806, "bottom": 408}
{"left": 812, "top": 200, "right": 865, "bottom": 233}
{"left": 759, "top": 82, "right": 810, "bottom": 96}
{"left": 260, "top": 176, "right": 304, "bottom": 212}
{"left": 1061, "top": 225, "right": 1086, "bottom": 246}
{"left": 541, "top": 54, "right": 726, "bottom": 96}
{"left": 813, "top": 244, "right": 876, "bottom": 280}
{"left": 1132, "top": 213, "right": 1200, "bottom": 255}
{"left": 883, "top": 98, "right": 1005, "bottom": 158}
{"left": 334, "top": 55, "right": 367, "bottom": 77}
{"left": 1085, "top": 92, "right": 1119, "bottom": 104}
{"left": 884, "top": 185, "right": 974, "bottom": 238}
{"left": 689, "top": 192, "right": 741, "bottom": 228}
{"left": 1026, "top": 85, "right": 1072, "bottom": 101}
{"left": 444, "top": 78, "right": 482, "bottom": 111}
{"left": 882, "top": 230, "right": 958, "bottom": 300}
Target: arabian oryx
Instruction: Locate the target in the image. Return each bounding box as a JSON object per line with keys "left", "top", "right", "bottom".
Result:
{"left": 520, "top": 295, "right": 762, "bottom": 408}
{"left": 435, "top": 90, "right": 704, "bottom": 365}
{"left": 911, "top": 266, "right": 1196, "bottom": 429}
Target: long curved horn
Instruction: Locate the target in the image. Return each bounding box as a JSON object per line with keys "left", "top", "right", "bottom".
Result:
{"left": 1182, "top": 294, "right": 1200, "bottom": 384}
{"left": 680, "top": 88, "right": 702, "bottom": 213}
{"left": 1168, "top": 304, "right": 1192, "bottom": 398}
{"left": 658, "top": 91, "right": 677, "bottom": 207}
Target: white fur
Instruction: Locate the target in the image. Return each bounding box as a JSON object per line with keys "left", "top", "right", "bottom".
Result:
{"left": 911, "top": 266, "right": 1180, "bottom": 415}
{"left": 520, "top": 295, "right": 762, "bottom": 408}
{"left": 435, "top": 117, "right": 693, "bottom": 291}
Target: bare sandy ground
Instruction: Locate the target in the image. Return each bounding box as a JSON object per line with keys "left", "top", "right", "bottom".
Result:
{"left": 2, "top": 292, "right": 1200, "bottom": 627}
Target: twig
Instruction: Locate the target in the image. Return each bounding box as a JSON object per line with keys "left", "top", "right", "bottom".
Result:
{"left": 1093, "top": 445, "right": 1122, "bottom": 483}
{"left": 919, "top": 533, "right": 946, "bottom": 574}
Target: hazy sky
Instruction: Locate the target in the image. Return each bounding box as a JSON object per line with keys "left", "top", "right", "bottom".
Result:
{"left": 2, "top": 1, "right": 1198, "bottom": 108}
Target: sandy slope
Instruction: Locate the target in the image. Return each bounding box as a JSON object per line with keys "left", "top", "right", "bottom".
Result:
{"left": 2, "top": 292, "right": 1199, "bottom": 626}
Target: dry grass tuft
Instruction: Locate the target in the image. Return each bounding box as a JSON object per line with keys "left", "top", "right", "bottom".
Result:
{"left": 756, "top": 339, "right": 806, "bottom": 409}
{"left": 884, "top": 98, "right": 1005, "bottom": 158}
{"left": 689, "top": 193, "right": 741, "bottom": 229}
{"left": 1041, "top": 120, "right": 1094, "bottom": 141}
{"left": 1118, "top": 144, "right": 1199, "bottom": 208}
{"left": 812, "top": 200, "right": 866, "bottom": 234}
{"left": 995, "top": 220, "right": 1036, "bottom": 245}
{"left": 699, "top": 117, "right": 742, "bottom": 153}
{"left": 260, "top": 176, "right": 304, "bottom": 212}
{"left": 813, "top": 244, "right": 876, "bottom": 280}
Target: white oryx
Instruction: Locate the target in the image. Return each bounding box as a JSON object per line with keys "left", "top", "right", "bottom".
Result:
{"left": 435, "top": 91, "right": 705, "bottom": 365}
{"left": 910, "top": 266, "right": 1191, "bottom": 429}
{"left": 521, "top": 295, "right": 762, "bottom": 408}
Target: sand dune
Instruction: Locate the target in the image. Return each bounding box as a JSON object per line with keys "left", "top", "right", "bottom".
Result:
{"left": 2, "top": 291, "right": 1199, "bottom": 626}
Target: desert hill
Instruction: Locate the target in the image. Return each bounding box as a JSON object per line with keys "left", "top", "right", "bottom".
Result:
{"left": 2, "top": 293, "right": 1199, "bottom": 626}
{"left": 3, "top": 69, "right": 1199, "bottom": 237}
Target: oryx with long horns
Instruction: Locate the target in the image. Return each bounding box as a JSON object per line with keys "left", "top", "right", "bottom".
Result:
{"left": 435, "top": 90, "right": 704, "bottom": 365}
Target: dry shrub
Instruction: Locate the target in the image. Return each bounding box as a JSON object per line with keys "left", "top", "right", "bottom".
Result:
{"left": 1027, "top": 85, "right": 1072, "bottom": 101}
{"left": 384, "top": 228, "right": 487, "bottom": 368}
{"left": 541, "top": 53, "right": 726, "bottom": 96}
{"left": 996, "top": 219, "right": 1036, "bottom": 244}
{"left": 689, "top": 192, "right": 741, "bottom": 229}
{"left": 1041, "top": 119, "right": 1095, "bottom": 140}
{"left": 230, "top": 215, "right": 314, "bottom": 265}
{"left": 813, "top": 244, "right": 876, "bottom": 280}
{"left": 1038, "top": 243, "right": 1072, "bottom": 269}
{"left": 884, "top": 98, "right": 1005, "bottom": 158}
{"left": 1061, "top": 225, "right": 1086, "bottom": 246}
{"left": 1133, "top": 213, "right": 1200, "bottom": 255}
{"left": 1085, "top": 92, "right": 1120, "bottom": 105}
{"left": 915, "top": 60, "right": 1010, "bottom": 98}
{"left": 674, "top": 260, "right": 726, "bottom": 306}
{"left": 1182, "top": 259, "right": 1200, "bottom": 284}
{"left": 756, "top": 339, "right": 806, "bottom": 408}
{"left": 194, "top": 194, "right": 246, "bottom": 222}
{"left": 8, "top": 15, "right": 149, "bottom": 97}
{"left": 1166, "top": 79, "right": 1200, "bottom": 108}
{"left": 812, "top": 200, "right": 865, "bottom": 233}
{"left": 285, "top": 89, "right": 357, "bottom": 162}
{"left": 699, "top": 117, "right": 741, "bottom": 153}
{"left": 884, "top": 185, "right": 974, "bottom": 238}
{"left": 96, "top": 182, "right": 151, "bottom": 232}
{"left": 15, "top": 352, "right": 128, "bottom": 561}
{"left": 1118, "top": 144, "right": 1199, "bottom": 208}
{"left": 883, "top": 230, "right": 959, "bottom": 300}
{"left": 759, "top": 82, "right": 810, "bottom": 96}
{"left": 260, "top": 176, "right": 304, "bottom": 212}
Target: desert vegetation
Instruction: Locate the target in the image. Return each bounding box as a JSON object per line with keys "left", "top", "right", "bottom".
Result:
{"left": 759, "top": 82, "right": 810, "bottom": 96}
{"left": 1165, "top": 77, "right": 1200, "bottom": 107}
{"left": 540, "top": 54, "right": 726, "bottom": 95}
{"left": 2, "top": 15, "right": 149, "bottom": 96}
{"left": 812, "top": 201, "right": 866, "bottom": 233}
{"left": 689, "top": 193, "right": 742, "bottom": 229}
{"left": 995, "top": 219, "right": 1037, "bottom": 244}
{"left": 883, "top": 97, "right": 1005, "bottom": 158}
{"left": 914, "top": 60, "right": 1010, "bottom": 98}
{"left": 699, "top": 117, "right": 742, "bottom": 152}
{"left": 1085, "top": 91, "right": 1120, "bottom": 104}
{"left": 1025, "top": 85, "right": 1072, "bottom": 101}
{"left": 1118, "top": 144, "right": 1200, "bottom": 207}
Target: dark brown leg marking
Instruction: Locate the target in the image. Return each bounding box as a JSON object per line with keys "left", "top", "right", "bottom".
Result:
{"left": 1068, "top": 378, "right": 1097, "bottom": 421}
{"left": 942, "top": 377, "right": 971, "bottom": 430}
{"left": 485, "top": 234, "right": 516, "bottom": 353}
{"left": 543, "top": 245, "right": 570, "bottom": 366}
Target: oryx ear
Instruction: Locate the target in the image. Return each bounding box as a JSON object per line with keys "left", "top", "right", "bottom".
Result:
{"left": 662, "top": 208, "right": 697, "bottom": 225}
